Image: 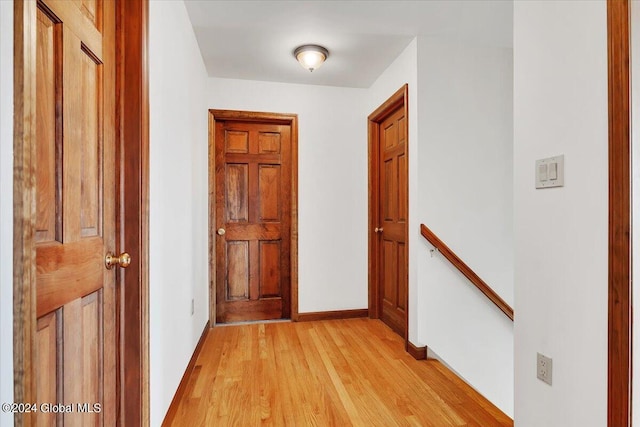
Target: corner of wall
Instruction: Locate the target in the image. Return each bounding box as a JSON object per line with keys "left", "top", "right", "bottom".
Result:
{"left": 414, "top": 35, "right": 514, "bottom": 417}
{"left": 513, "top": 1, "right": 608, "bottom": 425}
{"left": 366, "top": 37, "right": 421, "bottom": 345}
{"left": 148, "top": 0, "right": 210, "bottom": 424}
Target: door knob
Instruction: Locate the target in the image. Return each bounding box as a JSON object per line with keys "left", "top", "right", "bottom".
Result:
{"left": 217, "top": 228, "right": 226, "bottom": 236}
{"left": 374, "top": 227, "right": 383, "bottom": 233}
{"left": 105, "top": 252, "right": 131, "bottom": 270}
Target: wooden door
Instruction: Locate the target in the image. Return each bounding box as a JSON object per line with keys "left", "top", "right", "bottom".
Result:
{"left": 34, "top": 0, "right": 117, "bottom": 424}
{"left": 378, "top": 106, "right": 408, "bottom": 336}
{"left": 370, "top": 88, "right": 408, "bottom": 338}
{"left": 214, "top": 113, "right": 293, "bottom": 323}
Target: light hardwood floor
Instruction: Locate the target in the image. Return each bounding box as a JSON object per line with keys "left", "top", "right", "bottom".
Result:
{"left": 164, "top": 318, "right": 513, "bottom": 426}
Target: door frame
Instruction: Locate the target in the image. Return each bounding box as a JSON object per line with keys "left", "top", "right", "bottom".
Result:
{"left": 12, "top": 0, "right": 150, "bottom": 424}
{"left": 116, "top": 0, "right": 150, "bottom": 424}
{"left": 608, "top": 0, "right": 632, "bottom": 425}
{"left": 208, "top": 109, "right": 299, "bottom": 324}
{"left": 368, "top": 84, "right": 409, "bottom": 346}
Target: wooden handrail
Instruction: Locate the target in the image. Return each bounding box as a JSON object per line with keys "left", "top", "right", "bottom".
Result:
{"left": 420, "top": 224, "right": 514, "bottom": 321}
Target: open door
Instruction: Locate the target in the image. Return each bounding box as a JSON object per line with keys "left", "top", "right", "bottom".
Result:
{"left": 33, "top": 0, "right": 118, "bottom": 423}
{"left": 13, "top": 0, "right": 149, "bottom": 424}
{"left": 368, "top": 85, "right": 409, "bottom": 341}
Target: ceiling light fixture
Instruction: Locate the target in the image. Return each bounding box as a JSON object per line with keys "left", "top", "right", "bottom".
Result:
{"left": 294, "top": 44, "right": 329, "bottom": 72}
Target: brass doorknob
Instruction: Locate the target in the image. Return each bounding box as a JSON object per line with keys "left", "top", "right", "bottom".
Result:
{"left": 217, "top": 228, "right": 226, "bottom": 236}
{"left": 105, "top": 252, "right": 131, "bottom": 270}
{"left": 374, "top": 227, "right": 384, "bottom": 233}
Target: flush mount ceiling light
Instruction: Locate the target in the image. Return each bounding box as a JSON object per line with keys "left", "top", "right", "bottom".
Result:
{"left": 294, "top": 44, "right": 329, "bottom": 72}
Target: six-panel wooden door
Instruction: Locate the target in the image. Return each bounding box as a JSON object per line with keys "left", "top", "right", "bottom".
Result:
{"left": 214, "top": 114, "right": 293, "bottom": 323}
{"left": 35, "top": 0, "right": 117, "bottom": 424}
{"left": 378, "top": 105, "right": 408, "bottom": 337}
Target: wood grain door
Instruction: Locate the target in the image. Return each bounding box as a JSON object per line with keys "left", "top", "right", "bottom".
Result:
{"left": 34, "top": 0, "right": 117, "bottom": 424}
{"left": 378, "top": 106, "right": 408, "bottom": 336}
{"left": 214, "top": 115, "right": 293, "bottom": 323}
{"left": 372, "top": 93, "right": 408, "bottom": 338}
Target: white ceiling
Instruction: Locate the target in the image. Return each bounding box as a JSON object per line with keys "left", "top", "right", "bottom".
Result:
{"left": 184, "top": 1, "right": 513, "bottom": 88}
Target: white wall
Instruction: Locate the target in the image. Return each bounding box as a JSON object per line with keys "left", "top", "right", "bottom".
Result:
{"left": 366, "top": 39, "right": 420, "bottom": 341}
{"left": 514, "top": 2, "right": 608, "bottom": 426}
{"left": 416, "top": 38, "right": 514, "bottom": 416}
{"left": 206, "top": 78, "right": 368, "bottom": 313}
{"left": 0, "top": 1, "right": 14, "bottom": 426}
{"left": 149, "top": 1, "right": 209, "bottom": 425}
{"left": 366, "top": 37, "right": 515, "bottom": 416}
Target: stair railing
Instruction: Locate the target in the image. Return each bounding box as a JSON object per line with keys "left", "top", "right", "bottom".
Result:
{"left": 420, "top": 224, "right": 514, "bottom": 321}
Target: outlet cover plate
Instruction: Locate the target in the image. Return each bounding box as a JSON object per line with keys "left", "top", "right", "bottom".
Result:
{"left": 537, "top": 352, "right": 552, "bottom": 386}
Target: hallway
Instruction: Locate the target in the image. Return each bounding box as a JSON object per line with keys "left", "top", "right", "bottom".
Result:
{"left": 163, "top": 319, "right": 512, "bottom": 426}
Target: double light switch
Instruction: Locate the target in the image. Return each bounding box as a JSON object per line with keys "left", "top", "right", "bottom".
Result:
{"left": 535, "top": 155, "right": 564, "bottom": 189}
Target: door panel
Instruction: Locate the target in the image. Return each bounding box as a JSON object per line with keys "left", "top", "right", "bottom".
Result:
{"left": 383, "top": 159, "right": 395, "bottom": 220}
{"left": 35, "top": 0, "right": 116, "bottom": 424}
{"left": 36, "top": 312, "right": 60, "bottom": 426}
{"left": 398, "top": 154, "right": 407, "bottom": 221}
{"left": 260, "top": 241, "right": 282, "bottom": 297}
{"left": 258, "top": 165, "right": 280, "bottom": 221}
{"left": 258, "top": 132, "right": 281, "bottom": 154}
{"left": 35, "top": 7, "right": 61, "bottom": 245}
{"left": 74, "top": 0, "right": 102, "bottom": 28}
{"left": 63, "top": 293, "right": 102, "bottom": 425}
{"left": 378, "top": 106, "right": 408, "bottom": 337}
{"left": 215, "top": 119, "right": 292, "bottom": 322}
{"left": 226, "top": 164, "right": 249, "bottom": 222}
{"left": 397, "top": 242, "right": 407, "bottom": 311}
{"left": 78, "top": 42, "right": 102, "bottom": 237}
{"left": 383, "top": 241, "right": 396, "bottom": 306}
{"left": 226, "top": 130, "right": 249, "bottom": 153}
{"left": 227, "top": 241, "right": 250, "bottom": 300}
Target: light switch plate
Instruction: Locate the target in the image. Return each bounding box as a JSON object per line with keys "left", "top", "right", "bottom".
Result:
{"left": 536, "top": 155, "right": 564, "bottom": 189}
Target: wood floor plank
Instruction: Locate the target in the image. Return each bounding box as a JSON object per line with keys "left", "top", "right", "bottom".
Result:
{"left": 336, "top": 319, "right": 457, "bottom": 426}
{"left": 164, "top": 318, "right": 512, "bottom": 426}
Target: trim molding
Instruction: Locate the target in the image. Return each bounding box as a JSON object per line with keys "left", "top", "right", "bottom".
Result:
{"left": 161, "top": 321, "right": 211, "bottom": 426}
{"left": 13, "top": 2, "right": 37, "bottom": 425}
{"left": 116, "top": 0, "right": 150, "bottom": 424}
{"left": 296, "top": 309, "right": 369, "bottom": 322}
{"left": 407, "top": 342, "right": 427, "bottom": 360}
{"left": 607, "top": 0, "right": 631, "bottom": 425}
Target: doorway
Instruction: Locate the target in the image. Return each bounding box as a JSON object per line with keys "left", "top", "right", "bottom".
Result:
{"left": 368, "top": 85, "right": 409, "bottom": 340}
{"left": 209, "top": 110, "right": 299, "bottom": 324}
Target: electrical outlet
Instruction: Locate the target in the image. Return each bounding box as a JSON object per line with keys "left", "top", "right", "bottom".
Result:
{"left": 537, "top": 352, "right": 552, "bottom": 385}
{"left": 191, "top": 299, "right": 194, "bottom": 316}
